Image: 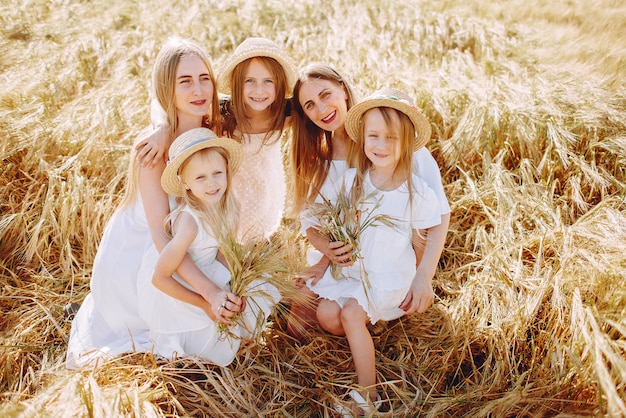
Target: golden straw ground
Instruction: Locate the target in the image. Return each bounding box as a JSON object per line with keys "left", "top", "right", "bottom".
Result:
{"left": 1, "top": 0, "right": 625, "bottom": 416}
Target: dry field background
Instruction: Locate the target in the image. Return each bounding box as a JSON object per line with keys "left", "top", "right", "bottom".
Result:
{"left": 1, "top": 0, "right": 625, "bottom": 416}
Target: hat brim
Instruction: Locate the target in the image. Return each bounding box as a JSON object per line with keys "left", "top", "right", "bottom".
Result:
{"left": 217, "top": 48, "right": 296, "bottom": 96}
{"left": 345, "top": 99, "right": 432, "bottom": 151}
{"left": 161, "top": 136, "right": 243, "bottom": 197}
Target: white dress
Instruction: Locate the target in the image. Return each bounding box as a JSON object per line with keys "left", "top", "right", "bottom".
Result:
{"left": 66, "top": 194, "right": 153, "bottom": 369}
{"left": 305, "top": 169, "right": 441, "bottom": 324}
{"left": 232, "top": 131, "right": 287, "bottom": 241}
{"left": 301, "top": 148, "right": 449, "bottom": 233}
{"left": 136, "top": 208, "right": 280, "bottom": 366}
{"left": 413, "top": 147, "right": 451, "bottom": 215}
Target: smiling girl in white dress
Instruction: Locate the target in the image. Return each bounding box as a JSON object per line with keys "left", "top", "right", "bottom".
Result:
{"left": 137, "top": 128, "right": 279, "bottom": 365}
{"left": 302, "top": 88, "right": 442, "bottom": 415}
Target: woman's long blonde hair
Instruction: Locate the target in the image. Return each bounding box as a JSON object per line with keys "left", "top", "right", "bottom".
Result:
{"left": 288, "top": 63, "right": 357, "bottom": 217}
{"left": 120, "top": 38, "right": 220, "bottom": 210}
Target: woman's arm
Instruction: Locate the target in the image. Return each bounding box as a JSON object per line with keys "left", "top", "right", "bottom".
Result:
{"left": 138, "top": 158, "right": 171, "bottom": 251}
{"left": 399, "top": 212, "right": 450, "bottom": 315}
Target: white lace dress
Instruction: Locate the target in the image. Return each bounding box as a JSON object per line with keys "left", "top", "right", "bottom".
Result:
{"left": 232, "top": 131, "right": 287, "bottom": 241}
{"left": 303, "top": 169, "right": 442, "bottom": 324}
{"left": 136, "top": 208, "right": 280, "bottom": 366}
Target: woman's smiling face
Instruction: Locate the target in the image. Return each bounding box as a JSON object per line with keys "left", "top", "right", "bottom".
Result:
{"left": 174, "top": 54, "right": 214, "bottom": 121}
{"left": 298, "top": 78, "right": 348, "bottom": 132}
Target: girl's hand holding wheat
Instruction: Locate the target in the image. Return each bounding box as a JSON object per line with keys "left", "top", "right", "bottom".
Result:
{"left": 306, "top": 228, "right": 355, "bottom": 268}
{"left": 202, "top": 289, "right": 243, "bottom": 325}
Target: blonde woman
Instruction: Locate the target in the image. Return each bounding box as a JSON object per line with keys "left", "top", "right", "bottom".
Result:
{"left": 66, "top": 38, "right": 237, "bottom": 368}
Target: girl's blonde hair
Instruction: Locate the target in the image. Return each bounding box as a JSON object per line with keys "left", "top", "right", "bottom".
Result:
{"left": 222, "top": 56, "right": 289, "bottom": 144}
{"left": 121, "top": 38, "right": 220, "bottom": 210}
{"left": 351, "top": 107, "right": 416, "bottom": 207}
{"left": 289, "top": 63, "right": 358, "bottom": 217}
{"left": 167, "top": 147, "right": 240, "bottom": 239}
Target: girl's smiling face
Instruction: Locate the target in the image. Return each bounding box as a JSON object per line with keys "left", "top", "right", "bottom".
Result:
{"left": 174, "top": 54, "right": 214, "bottom": 121}
{"left": 242, "top": 58, "right": 276, "bottom": 113}
{"left": 180, "top": 149, "right": 228, "bottom": 208}
{"left": 298, "top": 78, "right": 348, "bottom": 132}
{"left": 362, "top": 108, "right": 401, "bottom": 172}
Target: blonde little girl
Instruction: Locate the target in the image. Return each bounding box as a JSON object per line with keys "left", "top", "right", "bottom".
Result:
{"left": 302, "top": 88, "right": 442, "bottom": 415}
{"left": 137, "top": 128, "right": 279, "bottom": 365}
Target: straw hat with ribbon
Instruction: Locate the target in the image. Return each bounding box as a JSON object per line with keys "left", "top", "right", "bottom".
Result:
{"left": 161, "top": 128, "right": 243, "bottom": 197}
{"left": 217, "top": 37, "right": 297, "bottom": 96}
{"left": 345, "top": 87, "right": 432, "bottom": 151}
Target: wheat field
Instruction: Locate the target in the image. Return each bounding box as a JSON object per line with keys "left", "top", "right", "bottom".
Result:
{"left": 1, "top": 0, "right": 625, "bottom": 416}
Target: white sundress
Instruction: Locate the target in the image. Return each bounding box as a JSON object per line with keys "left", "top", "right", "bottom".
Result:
{"left": 232, "top": 131, "right": 287, "bottom": 241}
{"left": 66, "top": 194, "right": 153, "bottom": 369}
{"left": 136, "top": 207, "right": 280, "bottom": 366}
{"left": 300, "top": 148, "right": 450, "bottom": 234}
{"left": 305, "top": 169, "right": 442, "bottom": 324}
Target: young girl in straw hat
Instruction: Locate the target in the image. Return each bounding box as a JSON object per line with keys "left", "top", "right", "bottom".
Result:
{"left": 66, "top": 38, "right": 232, "bottom": 369}
{"left": 143, "top": 37, "right": 296, "bottom": 241}
{"left": 287, "top": 66, "right": 451, "bottom": 337}
{"left": 136, "top": 128, "right": 279, "bottom": 365}
{"left": 302, "top": 88, "right": 442, "bottom": 415}
{"left": 217, "top": 37, "right": 296, "bottom": 240}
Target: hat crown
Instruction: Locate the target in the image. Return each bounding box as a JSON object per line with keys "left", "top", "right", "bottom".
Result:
{"left": 368, "top": 87, "right": 415, "bottom": 108}
{"left": 168, "top": 128, "right": 218, "bottom": 165}
{"left": 235, "top": 37, "right": 282, "bottom": 55}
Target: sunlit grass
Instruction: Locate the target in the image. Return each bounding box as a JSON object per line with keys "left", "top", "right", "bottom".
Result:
{"left": 1, "top": 0, "right": 625, "bottom": 416}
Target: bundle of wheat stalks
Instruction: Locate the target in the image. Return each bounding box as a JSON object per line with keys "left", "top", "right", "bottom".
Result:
{"left": 1, "top": 0, "right": 625, "bottom": 416}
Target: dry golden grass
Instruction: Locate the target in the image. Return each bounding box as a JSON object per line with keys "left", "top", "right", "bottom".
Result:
{"left": 1, "top": 0, "right": 625, "bottom": 416}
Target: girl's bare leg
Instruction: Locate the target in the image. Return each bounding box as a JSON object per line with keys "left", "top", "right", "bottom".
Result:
{"left": 317, "top": 299, "right": 344, "bottom": 335}
{"left": 341, "top": 299, "right": 377, "bottom": 402}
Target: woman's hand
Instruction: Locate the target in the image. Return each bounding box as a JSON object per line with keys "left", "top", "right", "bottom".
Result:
{"left": 296, "top": 255, "right": 330, "bottom": 287}
{"left": 399, "top": 273, "right": 434, "bottom": 315}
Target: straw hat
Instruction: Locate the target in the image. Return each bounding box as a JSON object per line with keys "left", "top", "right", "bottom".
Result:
{"left": 217, "top": 37, "right": 296, "bottom": 96}
{"left": 345, "top": 87, "right": 432, "bottom": 151}
{"left": 161, "top": 128, "right": 243, "bottom": 197}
